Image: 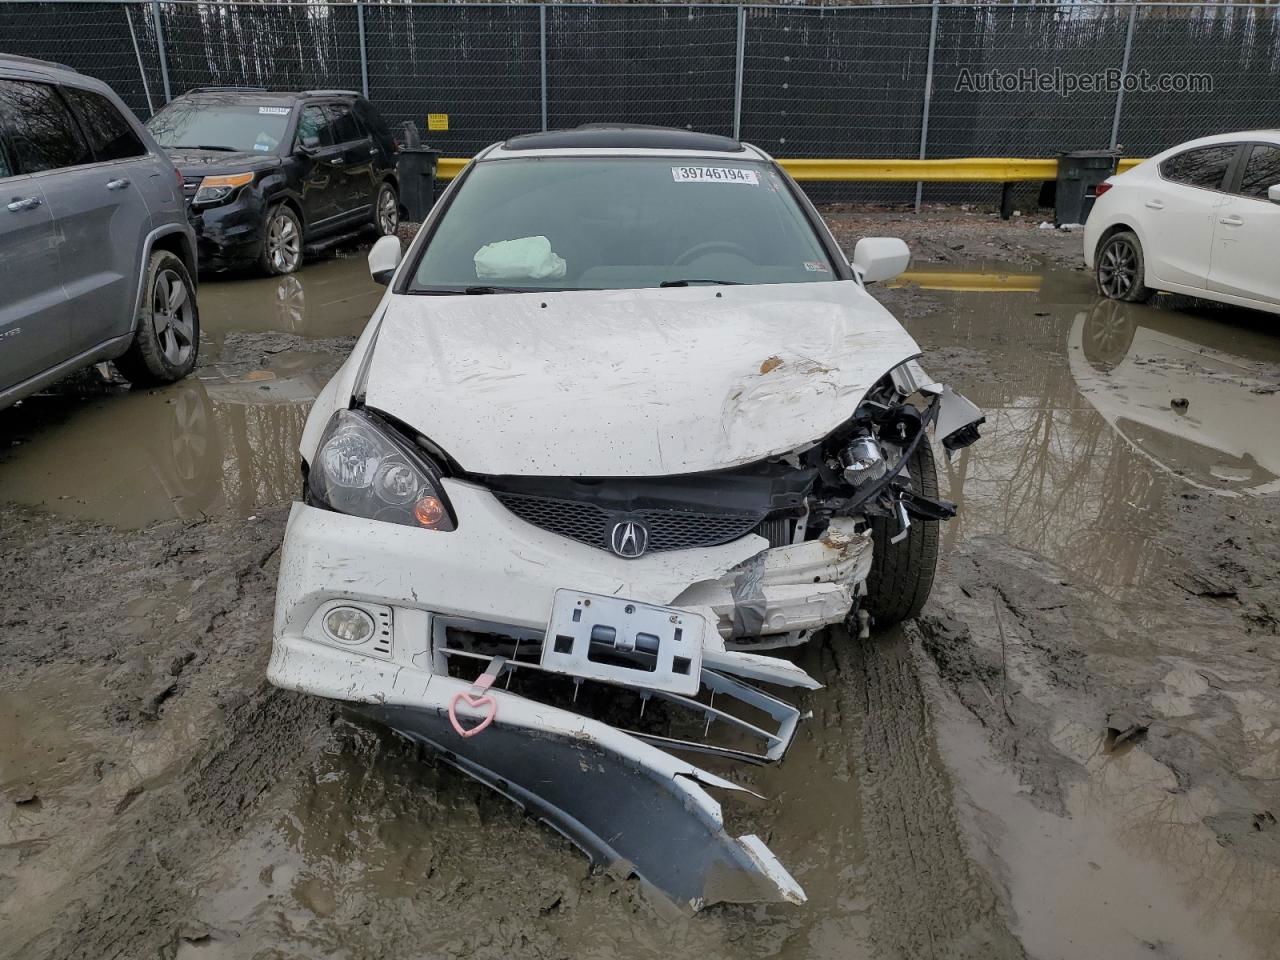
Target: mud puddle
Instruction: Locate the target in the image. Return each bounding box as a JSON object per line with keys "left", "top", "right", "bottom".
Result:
{"left": 895, "top": 263, "right": 1280, "bottom": 594}
{"left": 0, "top": 256, "right": 379, "bottom": 528}
{"left": 894, "top": 263, "right": 1280, "bottom": 960}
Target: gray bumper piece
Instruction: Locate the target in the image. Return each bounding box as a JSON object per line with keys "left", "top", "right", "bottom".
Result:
{"left": 362, "top": 702, "right": 805, "bottom": 911}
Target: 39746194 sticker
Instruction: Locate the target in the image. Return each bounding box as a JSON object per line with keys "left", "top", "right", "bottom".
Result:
{"left": 258, "top": 106, "right": 290, "bottom": 116}
{"left": 671, "top": 166, "right": 759, "bottom": 185}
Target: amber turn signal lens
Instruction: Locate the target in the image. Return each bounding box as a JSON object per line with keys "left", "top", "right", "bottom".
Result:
{"left": 413, "top": 495, "right": 447, "bottom": 528}
{"left": 199, "top": 172, "right": 255, "bottom": 189}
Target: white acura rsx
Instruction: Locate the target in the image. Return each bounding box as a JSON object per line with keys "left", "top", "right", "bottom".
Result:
{"left": 1085, "top": 130, "right": 1280, "bottom": 315}
{"left": 269, "top": 125, "right": 983, "bottom": 910}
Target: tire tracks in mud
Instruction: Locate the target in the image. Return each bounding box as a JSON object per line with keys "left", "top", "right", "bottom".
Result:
{"left": 0, "top": 506, "right": 331, "bottom": 960}
{"left": 14, "top": 686, "right": 327, "bottom": 960}
{"left": 819, "top": 626, "right": 1025, "bottom": 960}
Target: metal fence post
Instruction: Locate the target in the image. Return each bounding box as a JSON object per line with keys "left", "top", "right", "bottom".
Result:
{"left": 124, "top": 3, "right": 155, "bottom": 116}
{"left": 733, "top": 5, "right": 746, "bottom": 141}
{"left": 540, "top": 5, "right": 548, "bottom": 132}
{"left": 1110, "top": 1, "right": 1138, "bottom": 151}
{"left": 356, "top": 0, "right": 369, "bottom": 99}
{"left": 915, "top": 0, "right": 940, "bottom": 213}
{"left": 150, "top": 0, "right": 171, "bottom": 104}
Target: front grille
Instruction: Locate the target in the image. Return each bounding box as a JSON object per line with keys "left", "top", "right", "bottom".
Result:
{"left": 493, "top": 491, "right": 765, "bottom": 555}
{"left": 181, "top": 176, "right": 201, "bottom": 200}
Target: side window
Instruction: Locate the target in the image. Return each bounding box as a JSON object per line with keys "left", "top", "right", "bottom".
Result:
{"left": 1159, "top": 145, "right": 1237, "bottom": 191}
{"left": 1238, "top": 144, "right": 1280, "bottom": 200}
{"left": 326, "top": 103, "right": 364, "bottom": 144}
{"left": 0, "top": 79, "right": 92, "bottom": 173}
{"left": 0, "top": 136, "right": 12, "bottom": 178}
{"left": 295, "top": 105, "right": 333, "bottom": 150}
{"left": 62, "top": 87, "right": 146, "bottom": 162}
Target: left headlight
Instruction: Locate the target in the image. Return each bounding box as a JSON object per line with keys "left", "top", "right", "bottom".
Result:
{"left": 308, "top": 409, "right": 456, "bottom": 531}
{"left": 193, "top": 172, "right": 254, "bottom": 205}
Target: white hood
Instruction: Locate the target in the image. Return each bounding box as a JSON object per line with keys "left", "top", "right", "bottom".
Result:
{"left": 363, "top": 282, "right": 920, "bottom": 477}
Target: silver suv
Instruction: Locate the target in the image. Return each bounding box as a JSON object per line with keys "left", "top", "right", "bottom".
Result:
{"left": 0, "top": 55, "right": 199, "bottom": 410}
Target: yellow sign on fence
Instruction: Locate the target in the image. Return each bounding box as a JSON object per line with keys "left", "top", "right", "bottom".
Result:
{"left": 427, "top": 113, "right": 449, "bottom": 132}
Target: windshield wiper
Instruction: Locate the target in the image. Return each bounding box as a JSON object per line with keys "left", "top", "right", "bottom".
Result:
{"left": 659, "top": 278, "right": 741, "bottom": 287}
{"left": 169, "top": 144, "right": 239, "bottom": 152}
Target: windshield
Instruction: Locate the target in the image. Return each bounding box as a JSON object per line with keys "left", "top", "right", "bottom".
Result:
{"left": 146, "top": 102, "right": 292, "bottom": 153}
{"left": 409, "top": 157, "right": 837, "bottom": 293}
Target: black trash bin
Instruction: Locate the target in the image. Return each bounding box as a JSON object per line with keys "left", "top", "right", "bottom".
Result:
{"left": 396, "top": 122, "right": 440, "bottom": 224}
{"left": 1056, "top": 150, "right": 1118, "bottom": 227}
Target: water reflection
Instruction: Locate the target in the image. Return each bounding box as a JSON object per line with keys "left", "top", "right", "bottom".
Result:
{"left": 0, "top": 358, "right": 326, "bottom": 528}
{"left": 899, "top": 266, "right": 1280, "bottom": 596}
{"left": 200, "top": 253, "right": 382, "bottom": 344}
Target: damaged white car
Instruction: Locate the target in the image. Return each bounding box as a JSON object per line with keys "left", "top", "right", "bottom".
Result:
{"left": 269, "top": 125, "right": 984, "bottom": 910}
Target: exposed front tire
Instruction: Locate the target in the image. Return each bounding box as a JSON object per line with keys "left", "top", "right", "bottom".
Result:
{"left": 115, "top": 250, "right": 199, "bottom": 387}
{"left": 260, "top": 203, "right": 303, "bottom": 276}
{"left": 1096, "top": 230, "right": 1152, "bottom": 303}
{"left": 863, "top": 439, "right": 940, "bottom": 628}
{"left": 374, "top": 181, "right": 399, "bottom": 236}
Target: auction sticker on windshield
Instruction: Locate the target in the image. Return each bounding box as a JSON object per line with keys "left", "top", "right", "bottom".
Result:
{"left": 672, "top": 166, "right": 759, "bottom": 185}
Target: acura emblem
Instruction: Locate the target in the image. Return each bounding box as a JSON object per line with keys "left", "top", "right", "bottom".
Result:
{"left": 610, "top": 520, "right": 649, "bottom": 558}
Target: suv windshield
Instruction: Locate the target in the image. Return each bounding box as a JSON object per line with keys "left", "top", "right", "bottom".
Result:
{"left": 146, "top": 101, "right": 292, "bottom": 153}
{"left": 410, "top": 158, "right": 836, "bottom": 292}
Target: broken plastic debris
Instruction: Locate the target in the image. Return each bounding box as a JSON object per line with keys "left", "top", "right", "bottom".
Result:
{"left": 474, "top": 235, "right": 567, "bottom": 281}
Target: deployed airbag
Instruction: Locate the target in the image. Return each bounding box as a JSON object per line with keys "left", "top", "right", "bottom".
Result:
{"left": 474, "top": 235, "right": 567, "bottom": 281}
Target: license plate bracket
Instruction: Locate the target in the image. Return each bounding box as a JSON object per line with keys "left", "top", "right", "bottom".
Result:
{"left": 541, "top": 589, "right": 705, "bottom": 696}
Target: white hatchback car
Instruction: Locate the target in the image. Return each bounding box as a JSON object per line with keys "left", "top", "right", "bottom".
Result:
{"left": 269, "top": 125, "right": 983, "bottom": 909}
{"left": 1084, "top": 130, "right": 1280, "bottom": 315}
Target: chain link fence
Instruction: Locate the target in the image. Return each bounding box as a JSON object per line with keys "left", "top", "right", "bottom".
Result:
{"left": 2, "top": 0, "right": 1278, "bottom": 201}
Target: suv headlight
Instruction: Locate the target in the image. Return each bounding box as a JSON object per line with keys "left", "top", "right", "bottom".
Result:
{"left": 193, "top": 172, "right": 254, "bottom": 205}
{"left": 308, "top": 409, "right": 456, "bottom": 531}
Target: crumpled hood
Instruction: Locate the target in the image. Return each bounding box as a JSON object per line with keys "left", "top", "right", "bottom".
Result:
{"left": 363, "top": 282, "right": 920, "bottom": 477}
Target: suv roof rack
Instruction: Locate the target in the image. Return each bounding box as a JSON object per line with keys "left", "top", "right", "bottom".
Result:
{"left": 189, "top": 85, "right": 270, "bottom": 93}
{"left": 301, "top": 89, "right": 362, "bottom": 98}
{"left": 0, "top": 53, "right": 77, "bottom": 73}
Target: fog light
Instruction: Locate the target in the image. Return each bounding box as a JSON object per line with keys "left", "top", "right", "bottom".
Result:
{"left": 323, "top": 606, "right": 375, "bottom": 645}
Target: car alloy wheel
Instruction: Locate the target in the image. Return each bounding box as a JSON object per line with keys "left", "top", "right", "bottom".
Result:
{"left": 377, "top": 184, "right": 399, "bottom": 236}
{"left": 150, "top": 266, "right": 196, "bottom": 367}
{"left": 1098, "top": 236, "right": 1138, "bottom": 299}
{"left": 267, "top": 208, "right": 302, "bottom": 273}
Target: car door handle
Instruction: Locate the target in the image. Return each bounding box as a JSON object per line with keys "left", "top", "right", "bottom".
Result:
{"left": 368, "top": 147, "right": 378, "bottom": 156}
{"left": 327, "top": 157, "right": 344, "bottom": 166}
{"left": 1145, "top": 199, "right": 1165, "bottom": 210}
{"left": 1219, "top": 215, "right": 1244, "bottom": 227}
{"left": 6, "top": 196, "right": 41, "bottom": 212}
{"left": 106, "top": 177, "right": 131, "bottom": 190}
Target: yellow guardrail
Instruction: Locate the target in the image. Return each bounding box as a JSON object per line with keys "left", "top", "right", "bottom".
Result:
{"left": 892, "top": 267, "right": 1043, "bottom": 293}
{"left": 434, "top": 155, "right": 1144, "bottom": 182}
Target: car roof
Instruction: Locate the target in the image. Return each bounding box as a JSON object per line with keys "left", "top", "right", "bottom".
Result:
{"left": 0, "top": 53, "right": 119, "bottom": 98}
{"left": 483, "top": 124, "right": 772, "bottom": 162}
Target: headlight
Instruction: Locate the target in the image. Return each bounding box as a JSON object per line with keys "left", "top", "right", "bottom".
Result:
{"left": 308, "top": 409, "right": 456, "bottom": 530}
{"left": 193, "top": 172, "right": 254, "bottom": 205}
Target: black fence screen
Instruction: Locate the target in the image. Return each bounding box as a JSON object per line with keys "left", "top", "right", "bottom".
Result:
{"left": 3, "top": 0, "right": 1279, "bottom": 198}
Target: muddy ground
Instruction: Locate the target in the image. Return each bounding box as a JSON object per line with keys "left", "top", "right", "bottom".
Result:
{"left": 2, "top": 210, "right": 1278, "bottom": 960}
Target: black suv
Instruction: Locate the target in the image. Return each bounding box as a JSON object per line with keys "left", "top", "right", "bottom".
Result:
{"left": 146, "top": 87, "right": 400, "bottom": 274}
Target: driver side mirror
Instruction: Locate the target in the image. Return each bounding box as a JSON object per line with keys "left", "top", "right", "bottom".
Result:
{"left": 298, "top": 135, "right": 320, "bottom": 152}
{"left": 851, "top": 237, "right": 911, "bottom": 284}
{"left": 1269, "top": 184, "right": 1280, "bottom": 205}
{"left": 368, "top": 235, "right": 402, "bottom": 285}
